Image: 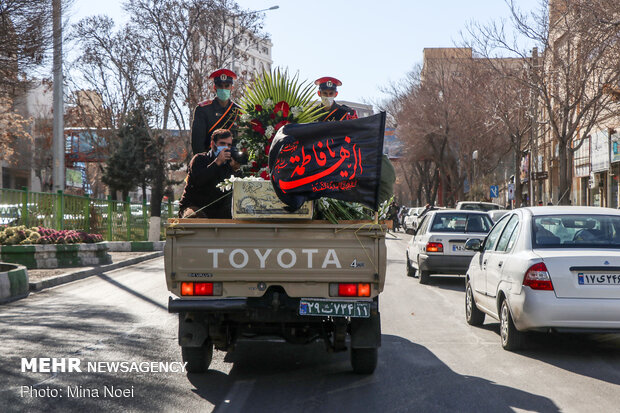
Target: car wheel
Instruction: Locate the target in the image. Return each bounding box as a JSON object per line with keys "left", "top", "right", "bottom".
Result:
{"left": 406, "top": 252, "right": 417, "bottom": 277}
{"left": 182, "top": 338, "right": 213, "bottom": 373}
{"left": 500, "top": 299, "right": 523, "bottom": 351}
{"left": 418, "top": 261, "right": 431, "bottom": 284}
{"left": 465, "top": 280, "right": 485, "bottom": 326}
{"left": 350, "top": 347, "right": 378, "bottom": 374}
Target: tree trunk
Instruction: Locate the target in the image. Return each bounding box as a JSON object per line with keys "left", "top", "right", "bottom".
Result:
{"left": 558, "top": 141, "right": 570, "bottom": 205}
{"left": 514, "top": 149, "right": 522, "bottom": 208}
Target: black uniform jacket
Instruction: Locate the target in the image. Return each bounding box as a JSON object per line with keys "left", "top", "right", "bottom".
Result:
{"left": 191, "top": 99, "right": 241, "bottom": 155}
{"left": 317, "top": 102, "right": 358, "bottom": 122}
{"left": 178, "top": 150, "right": 236, "bottom": 219}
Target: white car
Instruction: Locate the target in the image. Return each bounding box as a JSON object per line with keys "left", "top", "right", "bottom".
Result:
{"left": 403, "top": 207, "right": 424, "bottom": 233}
{"left": 488, "top": 209, "right": 510, "bottom": 223}
{"left": 406, "top": 210, "right": 494, "bottom": 284}
{"left": 465, "top": 206, "right": 620, "bottom": 351}
{"left": 456, "top": 201, "right": 502, "bottom": 212}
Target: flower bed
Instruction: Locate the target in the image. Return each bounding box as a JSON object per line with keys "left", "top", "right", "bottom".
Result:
{"left": 0, "top": 226, "right": 104, "bottom": 246}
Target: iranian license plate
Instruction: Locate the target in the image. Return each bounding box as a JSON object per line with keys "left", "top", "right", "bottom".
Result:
{"left": 452, "top": 243, "right": 466, "bottom": 252}
{"left": 578, "top": 273, "right": 620, "bottom": 285}
{"left": 299, "top": 299, "right": 371, "bottom": 318}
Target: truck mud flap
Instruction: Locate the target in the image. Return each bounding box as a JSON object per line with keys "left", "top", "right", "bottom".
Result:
{"left": 350, "top": 311, "right": 381, "bottom": 349}
{"left": 168, "top": 297, "right": 248, "bottom": 313}
{"left": 178, "top": 313, "right": 208, "bottom": 347}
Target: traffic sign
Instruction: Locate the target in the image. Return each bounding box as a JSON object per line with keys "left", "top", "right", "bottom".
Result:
{"left": 508, "top": 184, "right": 515, "bottom": 200}
{"left": 490, "top": 185, "right": 499, "bottom": 198}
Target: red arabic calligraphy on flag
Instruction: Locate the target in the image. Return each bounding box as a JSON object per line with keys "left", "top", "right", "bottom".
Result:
{"left": 268, "top": 112, "right": 386, "bottom": 211}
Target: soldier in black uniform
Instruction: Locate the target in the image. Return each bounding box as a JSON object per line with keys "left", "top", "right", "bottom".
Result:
{"left": 191, "top": 69, "right": 242, "bottom": 155}
{"left": 314, "top": 76, "right": 358, "bottom": 122}
{"left": 179, "top": 129, "right": 240, "bottom": 219}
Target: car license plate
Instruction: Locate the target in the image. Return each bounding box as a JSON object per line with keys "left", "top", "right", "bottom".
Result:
{"left": 299, "top": 299, "right": 371, "bottom": 318}
{"left": 578, "top": 273, "right": 620, "bottom": 285}
{"left": 452, "top": 243, "right": 466, "bottom": 252}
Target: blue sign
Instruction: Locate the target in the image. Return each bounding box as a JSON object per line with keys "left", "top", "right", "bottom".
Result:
{"left": 490, "top": 185, "right": 499, "bottom": 198}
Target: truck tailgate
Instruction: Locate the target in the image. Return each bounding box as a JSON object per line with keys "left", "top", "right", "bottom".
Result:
{"left": 165, "top": 220, "right": 386, "bottom": 298}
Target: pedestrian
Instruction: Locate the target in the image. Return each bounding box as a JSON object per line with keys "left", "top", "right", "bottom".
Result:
{"left": 314, "top": 77, "right": 358, "bottom": 121}
{"left": 538, "top": 201, "right": 543, "bottom": 206}
{"left": 547, "top": 202, "right": 553, "bottom": 206}
{"left": 179, "top": 129, "right": 241, "bottom": 219}
{"left": 190, "top": 69, "right": 242, "bottom": 155}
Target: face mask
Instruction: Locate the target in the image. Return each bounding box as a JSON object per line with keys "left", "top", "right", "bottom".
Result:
{"left": 216, "top": 88, "right": 231, "bottom": 101}
{"left": 321, "top": 96, "right": 334, "bottom": 108}
{"left": 215, "top": 145, "right": 228, "bottom": 156}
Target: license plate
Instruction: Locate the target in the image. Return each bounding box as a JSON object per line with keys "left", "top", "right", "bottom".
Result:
{"left": 299, "top": 299, "right": 371, "bottom": 318}
{"left": 578, "top": 273, "right": 620, "bottom": 285}
{"left": 452, "top": 243, "right": 466, "bottom": 252}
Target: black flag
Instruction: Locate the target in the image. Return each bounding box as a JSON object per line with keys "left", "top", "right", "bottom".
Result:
{"left": 269, "top": 112, "right": 386, "bottom": 211}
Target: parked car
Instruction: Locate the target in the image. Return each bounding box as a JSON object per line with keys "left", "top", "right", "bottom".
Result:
{"left": 404, "top": 207, "right": 424, "bottom": 233}
{"left": 464, "top": 206, "right": 620, "bottom": 351}
{"left": 488, "top": 209, "right": 510, "bottom": 223}
{"left": 0, "top": 205, "right": 21, "bottom": 227}
{"left": 406, "top": 210, "right": 494, "bottom": 284}
{"left": 456, "top": 201, "right": 502, "bottom": 212}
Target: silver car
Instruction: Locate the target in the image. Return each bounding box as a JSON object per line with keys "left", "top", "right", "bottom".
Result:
{"left": 465, "top": 206, "right": 620, "bottom": 351}
{"left": 406, "top": 210, "right": 493, "bottom": 284}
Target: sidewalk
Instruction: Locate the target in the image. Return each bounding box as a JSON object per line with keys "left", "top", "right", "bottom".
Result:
{"left": 28, "top": 251, "right": 164, "bottom": 292}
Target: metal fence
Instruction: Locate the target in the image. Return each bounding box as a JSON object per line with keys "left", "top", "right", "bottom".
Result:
{"left": 0, "top": 188, "right": 178, "bottom": 241}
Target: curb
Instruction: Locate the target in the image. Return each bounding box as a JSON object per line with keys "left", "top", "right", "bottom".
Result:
{"left": 29, "top": 251, "right": 164, "bottom": 292}
{"left": 0, "top": 263, "right": 29, "bottom": 304}
{"left": 104, "top": 241, "right": 165, "bottom": 252}
{"left": 0, "top": 243, "right": 111, "bottom": 269}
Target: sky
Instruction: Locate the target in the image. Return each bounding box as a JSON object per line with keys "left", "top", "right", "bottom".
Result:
{"left": 70, "top": 0, "right": 543, "bottom": 105}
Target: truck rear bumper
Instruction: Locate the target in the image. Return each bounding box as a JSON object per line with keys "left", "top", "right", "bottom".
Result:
{"left": 168, "top": 297, "right": 248, "bottom": 313}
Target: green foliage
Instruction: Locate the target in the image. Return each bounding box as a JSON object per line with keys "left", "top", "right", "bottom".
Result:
{"left": 102, "top": 109, "right": 152, "bottom": 199}
{"left": 240, "top": 69, "right": 324, "bottom": 124}
{"left": 236, "top": 69, "right": 324, "bottom": 178}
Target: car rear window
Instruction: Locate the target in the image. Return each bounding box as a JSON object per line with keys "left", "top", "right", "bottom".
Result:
{"left": 532, "top": 214, "right": 620, "bottom": 248}
{"left": 461, "top": 203, "right": 501, "bottom": 212}
{"left": 430, "top": 213, "right": 493, "bottom": 233}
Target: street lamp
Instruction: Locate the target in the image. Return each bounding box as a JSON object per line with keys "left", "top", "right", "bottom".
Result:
{"left": 231, "top": 5, "right": 279, "bottom": 73}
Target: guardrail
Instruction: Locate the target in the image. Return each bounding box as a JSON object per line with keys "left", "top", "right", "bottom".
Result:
{"left": 0, "top": 188, "right": 178, "bottom": 241}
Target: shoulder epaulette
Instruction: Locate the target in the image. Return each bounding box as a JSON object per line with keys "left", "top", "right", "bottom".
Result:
{"left": 198, "top": 99, "right": 213, "bottom": 107}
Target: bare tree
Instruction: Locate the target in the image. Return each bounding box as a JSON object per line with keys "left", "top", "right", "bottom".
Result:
{"left": 468, "top": 0, "right": 620, "bottom": 204}
{"left": 0, "top": 0, "right": 51, "bottom": 94}
{"left": 389, "top": 57, "right": 506, "bottom": 207}
{"left": 0, "top": 96, "right": 31, "bottom": 163}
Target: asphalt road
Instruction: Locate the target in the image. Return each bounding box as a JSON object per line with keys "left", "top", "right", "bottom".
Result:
{"left": 1, "top": 233, "right": 619, "bottom": 412}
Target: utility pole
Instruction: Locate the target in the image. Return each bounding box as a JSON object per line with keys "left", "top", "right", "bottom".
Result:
{"left": 52, "top": 0, "right": 64, "bottom": 192}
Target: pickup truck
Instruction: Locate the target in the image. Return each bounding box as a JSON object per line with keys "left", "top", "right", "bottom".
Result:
{"left": 165, "top": 218, "right": 387, "bottom": 374}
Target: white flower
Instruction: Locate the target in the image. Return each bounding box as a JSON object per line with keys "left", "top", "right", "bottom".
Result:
{"left": 240, "top": 113, "right": 251, "bottom": 122}
{"left": 264, "top": 125, "right": 275, "bottom": 137}
{"left": 290, "top": 106, "right": 302, "bottom": 118}
{"left": 263, "top": 98, "right": 274, "bottom": 109}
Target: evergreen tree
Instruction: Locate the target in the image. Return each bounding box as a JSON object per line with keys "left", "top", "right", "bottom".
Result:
{"left": 102, "top": 109, "right": 151, "bottom": 200}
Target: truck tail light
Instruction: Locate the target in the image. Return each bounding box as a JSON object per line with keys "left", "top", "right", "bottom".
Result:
{"left": 330, "top": 283, "right": 371, "bottom": 297}
{"left": 523, "top": 262, "right": 554, "bottom": 291}
{"left": 180, "top": 282, "right": 222, "bottom": 296}
{"left": 426, "top": 242, "right": 443, "bottom": 253}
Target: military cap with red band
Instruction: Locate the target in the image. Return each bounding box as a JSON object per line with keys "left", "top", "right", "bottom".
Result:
{"left": 315, "top": 76, "right": 342, "bottom": 91}
{"left": 209, "top": 69, "right": 237, "bottom": 85}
